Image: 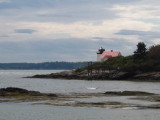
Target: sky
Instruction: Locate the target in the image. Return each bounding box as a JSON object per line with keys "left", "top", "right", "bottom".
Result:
{"left": 0, "top": 0, "right": 160, "bottom": 62}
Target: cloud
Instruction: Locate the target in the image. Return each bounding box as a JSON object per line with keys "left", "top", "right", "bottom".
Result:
{"left": 0, "top": 35, "right": 9, "bottom": 37}
{"left": 0, "top": 0, "right": 139, "bottom": 23}
{"left": 0, "top": 0, "right": 138, "bottom": 9}
{"left": 111, "top": 1, "right": 160, "bottom": 22}
{"left": 116, "top": 30, "right": 160, "bottom": 37}
{"left": 0, "top": 18, "right": 153, "bottom": 42}
{"left": 152, "top": 39, "right": 160, "bottom": 44}
{"left": 14, "top": 29, "right": 36, "bottom": 34}
{"left": 116, "top": 29, "right": 160, "bottom": 46}
{"left": 116, "top": 29, "right": 160, "bottom": 41}
{"left": 0, "top": 0, "right": 10, "bottom": 3}
{"left": 0, "top": 0, "right": 160, "bottom": 62}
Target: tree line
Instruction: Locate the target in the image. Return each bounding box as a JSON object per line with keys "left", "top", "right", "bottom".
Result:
{"left": 0, "top": 62, "right": 88, "bottom": 70}
{"left": 134, "top": 42, "right": 160, "bottom": 60}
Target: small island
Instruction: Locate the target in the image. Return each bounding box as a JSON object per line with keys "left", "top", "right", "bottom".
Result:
{"left": 29, "top": 43, "right": 160, "bottom": 81}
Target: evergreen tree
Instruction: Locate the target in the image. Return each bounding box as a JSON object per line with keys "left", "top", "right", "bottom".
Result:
{"left": 134, "top": 42, "right": 147, "bottom": 59}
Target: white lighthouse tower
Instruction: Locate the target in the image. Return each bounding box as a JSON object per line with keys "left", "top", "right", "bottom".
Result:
{"left": 96, "top": 47, "right": 105, "bottom": 62}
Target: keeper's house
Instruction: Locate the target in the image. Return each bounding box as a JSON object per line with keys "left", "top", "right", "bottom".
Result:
{"left": 97, "top": 47, "right": 121, "bottom": 62}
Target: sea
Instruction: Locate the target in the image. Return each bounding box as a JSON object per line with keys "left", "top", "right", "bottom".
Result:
{"left": 0, "top": 70, "right": 160, "bottom": 120}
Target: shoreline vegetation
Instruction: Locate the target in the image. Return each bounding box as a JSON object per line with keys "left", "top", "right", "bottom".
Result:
{"left": 29, "top": 43, "right": 160, "bottom": 81}
{"left": 0, "top": 87, "right": 160, "bottom": 109}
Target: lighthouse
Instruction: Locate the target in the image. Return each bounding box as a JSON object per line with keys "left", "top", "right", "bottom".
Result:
{"left": 96, "top": 47, "right": 105, "bottom": 62}
{"left": 96, "top": 47, "right": 122, "bottom": 62}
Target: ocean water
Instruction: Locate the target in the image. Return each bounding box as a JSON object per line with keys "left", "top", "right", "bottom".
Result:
{"left": 0, "top": 103, "right": 160, "bottom": 120}
{"left": 0, "top": 70, "right": 160, "bottom": 120}
{"left": 0, "top": 70, "right": 160, "bottom": 94}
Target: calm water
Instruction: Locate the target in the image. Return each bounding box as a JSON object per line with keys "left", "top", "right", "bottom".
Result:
{"left": 0, "top": 70, "right": 160, "bottom": 94}
{"left": 0, "top": 70, "right": 160, "bottom": 120}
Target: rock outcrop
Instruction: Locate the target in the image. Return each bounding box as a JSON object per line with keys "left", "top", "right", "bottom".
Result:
{"left": 28, "top": 70, "right": 160, "bottom": 81}
{"left": 0, "top": 87, "right": 57, "bottom": 97}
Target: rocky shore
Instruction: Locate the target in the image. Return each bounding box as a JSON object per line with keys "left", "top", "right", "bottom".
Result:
{"left": 0, "top": 87, "right": 160, "bottom": 109}
{"left": 28, "top": 69, "right": 160, "bottom": 81}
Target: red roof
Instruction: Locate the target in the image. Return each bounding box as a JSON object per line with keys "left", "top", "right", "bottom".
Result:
{"left": 100, "top": 51, "right": 121, "bottom": 60}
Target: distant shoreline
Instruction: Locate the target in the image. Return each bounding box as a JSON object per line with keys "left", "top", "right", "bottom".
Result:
{"left": 0, "top": 62, "right": 88, "bottom": 70}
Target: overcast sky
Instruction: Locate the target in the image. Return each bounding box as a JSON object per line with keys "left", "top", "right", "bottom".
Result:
{"left": 0, "top": 0, "right": 160, "bottom": 62}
